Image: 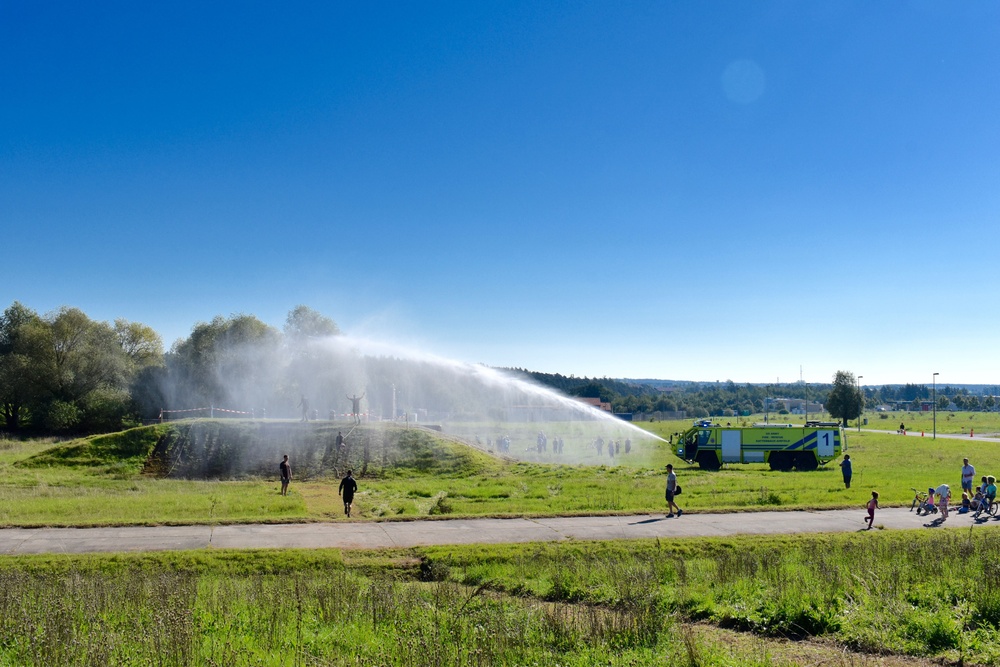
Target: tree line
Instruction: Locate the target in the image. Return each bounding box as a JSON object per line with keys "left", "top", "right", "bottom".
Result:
{"left": 511, "top": 370, "right": 836, "bottom": 418}
{"left": 516, "top": 370, "right": 997, "bottom": 422}
{"left": 0, "top": 302, "right": 340, "bottom": 434}
{"left": 3, "top": 299, "right": 995, "bottom": 436}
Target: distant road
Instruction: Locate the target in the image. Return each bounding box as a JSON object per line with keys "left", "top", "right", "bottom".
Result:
{"left": 858, "top": 428, "right": 1000, "bottom": 442}
{"left": 1, "top": 508, "right": 997, "bottom": 556}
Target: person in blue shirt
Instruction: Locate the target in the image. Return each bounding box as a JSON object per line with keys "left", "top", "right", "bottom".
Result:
{"left": 840, "top": 454, "right": 852, "bottom": 489}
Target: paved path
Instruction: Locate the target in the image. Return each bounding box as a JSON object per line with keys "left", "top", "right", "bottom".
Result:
{"left": 1, "top": 508, "right": 997, "bottom": 555}
{"left": 859, "top": 428, "right": 1000, "bottom": 441}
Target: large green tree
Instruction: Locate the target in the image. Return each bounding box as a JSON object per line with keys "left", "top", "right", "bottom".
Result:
{"left": 0, "top": 303, "right": 160, "bottom": 432}
{"left": 44, "top": 307, "right": 142, "bottom": 432}
{"left": 114, "top": 318, "right": 164, "bottom": 372}
{"left": 0, "top": 302, "right": 56, "bottom": 430}
{"left": 284, "top": 305, "right": 340, "bottom": 340}
{"left": 167, "top": 314, "right": 280, "bottom": 410}
{"left": 827, "top": 370, "right": 863, "bottom": 427}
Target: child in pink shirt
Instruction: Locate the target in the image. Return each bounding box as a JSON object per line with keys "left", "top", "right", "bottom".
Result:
{"left": 865, "top": 491, "right": 879, "bottom": 529}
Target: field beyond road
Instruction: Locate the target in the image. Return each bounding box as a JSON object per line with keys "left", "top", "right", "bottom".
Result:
{"left": 3, "top": 417, "right": 1000, "bottom": 528}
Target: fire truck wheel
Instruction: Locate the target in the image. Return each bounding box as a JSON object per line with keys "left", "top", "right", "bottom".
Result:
{"left": 794, "top": 452, "right": 818, "bottom": 471}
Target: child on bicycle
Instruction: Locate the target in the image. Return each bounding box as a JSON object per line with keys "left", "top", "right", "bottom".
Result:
{"left": 919, "top": 487, "right": 937, "bottom": 515}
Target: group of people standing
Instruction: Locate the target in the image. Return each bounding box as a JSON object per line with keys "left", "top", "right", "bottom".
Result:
{"left": 918, "top": 458, "right": 997, "bottom": 522}
{"left": 534, "top": 432, "right": 567, "bottom": 454}
{"left": 593, "top": 437, "right": 631, "bottom": 458}
{"left": 297, "top": 393, "right": 366, "bottom": 423}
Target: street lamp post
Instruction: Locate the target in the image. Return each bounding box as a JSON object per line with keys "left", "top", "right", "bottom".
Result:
{"left": 857, "top": 376, "right": 863, "bottom": 432}
{"left": 933, "top": 372, "right": 939, "bottom": 440}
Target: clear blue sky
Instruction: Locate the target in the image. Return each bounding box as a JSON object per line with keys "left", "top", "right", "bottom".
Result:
{"left": 3, "top": 1, "right": 998, "bottom": 386}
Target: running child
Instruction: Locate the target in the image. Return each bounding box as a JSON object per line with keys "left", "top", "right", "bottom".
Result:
{"left": 865, "top": 491, "right": 879, "bottom": 529}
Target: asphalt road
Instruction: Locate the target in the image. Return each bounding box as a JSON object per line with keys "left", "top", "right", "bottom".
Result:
{"left": 859, "top": 427, "right": 1000, "bottom": 441}
{"left": 1, "top": 507, "right": 996, "bottom": 556}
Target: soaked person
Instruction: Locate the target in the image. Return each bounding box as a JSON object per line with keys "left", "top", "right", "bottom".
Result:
{"left": 347, "top": 393, "right": 365, "bottom": 424}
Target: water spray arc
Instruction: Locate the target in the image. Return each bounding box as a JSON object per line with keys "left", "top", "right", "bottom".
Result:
{"left": 157, "top": 332, "right": 665, "bottom": 468}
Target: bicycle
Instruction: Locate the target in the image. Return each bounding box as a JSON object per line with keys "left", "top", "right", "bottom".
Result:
{"left": 910, "top": 488, "right": 936, "bottom": 516}
{"left": 973, "top": 496, "right": 999, "bottom": 520}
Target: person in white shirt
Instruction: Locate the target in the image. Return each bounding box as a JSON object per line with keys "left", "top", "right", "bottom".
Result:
{"left": 935, "top": 483, "right": 951, "bottom": 520}
{"left": 961, "top": 458, "right": 975, "bottom": 497}
{"left": 665, "top": 464, "right": 682, "bottom": 518}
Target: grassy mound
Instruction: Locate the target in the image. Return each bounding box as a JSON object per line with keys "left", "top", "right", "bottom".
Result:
{"left": 18, "top": 424, "right": 171, "bottom": 476}
{"left": 18, "top": 421, "right": 499, "bottom": 481}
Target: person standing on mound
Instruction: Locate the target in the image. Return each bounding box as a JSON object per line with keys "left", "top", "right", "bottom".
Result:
{"left": 339, "top": 469, "right": 358, "bottom": 517}
{"left": 347, "top": 393, "right": 365, "bottom": 424}
{"left": 665, "top": 464, "right": 682, "bottom": 518}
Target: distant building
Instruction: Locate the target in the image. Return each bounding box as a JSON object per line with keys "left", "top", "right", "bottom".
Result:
{"left": 767, "top": 398, "right": 824, "bottom": 414}
{"left": 575, "top": 397, "right": 613, "bottom": 412}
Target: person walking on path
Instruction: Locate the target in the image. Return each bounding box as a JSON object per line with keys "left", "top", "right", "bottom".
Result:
{"left": 840, "top": 454, "right": 852, "bottom": 489}
{"left": 339, "top": 469, "right": 358, "bottom": 517}
{"left": 865, "top": 491, "right": 879, "bottom": 529}
{"left": 961, "top": 459, "right": 976, "bottom": 497}
{"left": 665, "top": 464, "right": 682, "bottom": 518}
{"left": 935, "top": 483, "right": 951, "bottom": 521}
{"left": 279, "top": 455, "right": 291, "bottom": 496}
{"left": 298, "top": 396, "right": 310, "bottom": 422}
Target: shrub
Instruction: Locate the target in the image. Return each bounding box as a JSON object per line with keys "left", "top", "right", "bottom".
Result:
{"left": 40, "top": 400, "right": 80, "bottom": 432}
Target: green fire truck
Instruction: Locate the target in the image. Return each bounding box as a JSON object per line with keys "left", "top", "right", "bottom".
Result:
{"left": 671, "top": 420, "right": 845, "bottom": 471}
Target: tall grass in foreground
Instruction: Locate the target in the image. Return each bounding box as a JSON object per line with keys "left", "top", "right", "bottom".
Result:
{"left": 0, "top": 565, "right": 777, "bottom": 666}
{"left": 436, "top": 528, "right": 1000, "bottom": 664}
{"left": 4, "top": 528, "right": 1000, "bottom": 664}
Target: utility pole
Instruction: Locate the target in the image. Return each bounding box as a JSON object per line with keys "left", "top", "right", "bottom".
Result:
{"left": 933, "top": 372, "right": 939, "bottom": 440}
{"left": 857, "top": 376, "right": 863, "bottom": 432}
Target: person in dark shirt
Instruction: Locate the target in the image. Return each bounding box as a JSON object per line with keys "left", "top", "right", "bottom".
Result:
{"left": 840, "top": 454, "right": 852, "bottom": 489}
{"left": 279, "top": 455, "right": 291, "bottom": 496}
{"left": 339, "top": 469, "right": 358, "bottom": 517}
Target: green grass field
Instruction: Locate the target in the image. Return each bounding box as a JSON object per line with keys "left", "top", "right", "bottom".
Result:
{"left": 3, "top": 418, "right": 999, "bottom": 665}
{"left": 2, "top": 416, "right": 999, "bottom": 527}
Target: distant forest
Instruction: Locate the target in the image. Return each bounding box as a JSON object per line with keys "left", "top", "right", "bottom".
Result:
{"left": 504, "top": 368, "right": 999, "bottom": 418}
